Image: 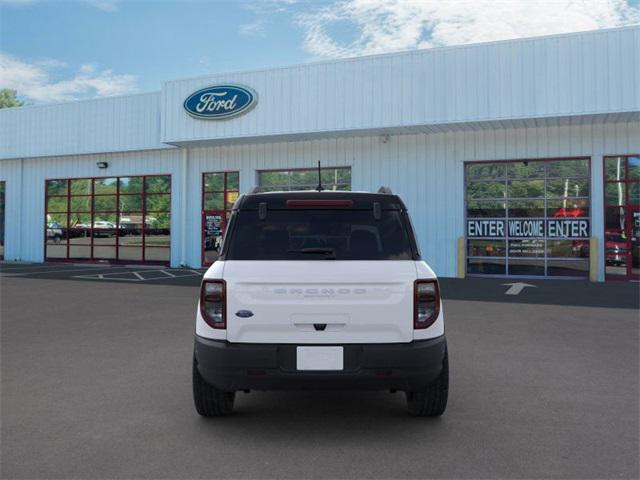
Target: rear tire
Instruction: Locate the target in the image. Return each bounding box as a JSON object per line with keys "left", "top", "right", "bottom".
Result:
{"left": 406, "top": 349, "right": 449, "bottom": 417}
{"left": 192, "top": 356, "right": 235, "bottom": 417}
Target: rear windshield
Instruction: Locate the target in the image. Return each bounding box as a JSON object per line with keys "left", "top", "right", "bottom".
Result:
{"left": 225, "top": 210, "right": 415, "bottom": 260}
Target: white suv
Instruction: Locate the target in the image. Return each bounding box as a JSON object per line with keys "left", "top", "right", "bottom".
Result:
{"left": 193, "top": 189, "right": 448, "bottom": 416}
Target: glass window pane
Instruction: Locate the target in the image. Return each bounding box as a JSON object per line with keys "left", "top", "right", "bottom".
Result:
{"left": 506, "top": 161, "right": 545, "bottom": 179}
{"left": 204, "top": 193, "right": 224, "bottom": 210}
{"left": 47, "top": 196, "right": 68, "bottom": 213}
{"left": 145, "top": 175, "right": 171, "bottom": 193}
{"left": 70, "top": 196, "right": 91, "bottom": 212}
{"left": 605, "top": 207, "right": 626, "bottom": 232}
{"left": 507, "top": 259, "right": 545, "bottom": 276}
{"left": 93, "top": 213, "right": 117, "bottom": 228}
{"left": 226, "top": 191, "right": 239, "bottom": 209}
{"left": 629, "top": 183, "right": 639, "bottom": 205}
{"left": 119, "top": 213, "right": 144, "bottom": 231}
{"left": 227, "top": 172, "right": 239, "bottom": 190}
{"left": 605, "top": 183, "right": 626, "bottom": 206}
{"left": 118, "top": 247, "right": 143, "bottom": 261}
{"left": 547, "top": 159, "right": 589, "bottom": 178}
{"left": 259, "top": 171, "right": 289, "bottom": 188}
{"left": 93, "top": 246, "right": 116, "bottom": 259}
{"left": 93, "top": 230, "right": 116, "bottom": 245}
{"left": 94, "top": 195, "right": 117, "bottom": 212}
{"left": 118, "top": 229, "right": 143, "bottom": 247}
{"left": 547, "top": 240, "right": 589, "bottom": 258}
{"left": 69, "top": 245, "right": 91, "bottom": 259}
{"left": 605, "top": 157, "right": 626, "bottom": 181}
{"left": 467, "top": 240, "right": 506, "bottom": 257}
{"left": 144, "top": 247, "right": 170, "bottom": 262}
{"left": 119, "top": 177, "right": 143, "bottom": 194}
{"left": 467, "top": 258, "right": 505, "bottom": 275}
{"left": 204, "top": 173, "right": 224, "bottom": 191}
{"left": 144, "top": 229, "right": 170, "bottom": 247}
{"left": 547, "top": 199, "right": 589, "bottom": 218}
{"left": 629, "top": 156, "right": 640, "bottom": 181}
{"left": 94, "top": 178, "right": 117, "bottom": 194}
{"left": 69, "top": 213, "right": 91, "bottom": 229}
{"left": 467, "top": 200, "right": 506, "bottom": 218}
{"left": 68, "top": 228, "right": 91, "bottom": 244}
{"left": 145, "top": 194, "right": 170, "bottom": 212}
{"left": 507, "top": 200, "right": 545, "bottom": 218}
{"left": 46, "top": 213, "right": 68, "bottom": 228}
{"left": 70, "top": 179, "right": 91, "bottom": 195}
{"left": 46, "top": 243, "right": 68, "bottom": 258}
{"left": 508, "top": 239, "right": 545, "bottom": 257}
{"left": 46, "top": 222, "right": 66, "bottom": 243}
{"left": 507, "top": 179, "right": 545, "bottom": 198}
{"left": 47, "top": 179, "right": 67, "bottom": 196}
{"left": 466, "top": 163, "right": 505, "bottom": 181}
{"left": 547, "top": 179, "right": 590, "bottom": 198}
{"left": 145, "top": 213, "right": 170, "bottom": 229}
{"left": 547, "top": 260, "right": 589, "bottom": 277}
{"left": 119, "top": 194, "right": 143, "bottom": 212}
{"left": 467, "top": 181, "right": 506, "bottom": 199}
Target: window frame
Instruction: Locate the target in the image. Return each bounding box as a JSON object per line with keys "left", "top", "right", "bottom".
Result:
{"left": 44, "top": 174, "right": 171, "bottom": 265}
{"left": 464, "top": 157, "right": 592, "bottom": 278}
{"left": 256, "top": 166, "right": 352, "bottom": 192}
{"left": 201, "top": 171, "right": 240, "bottom": 266}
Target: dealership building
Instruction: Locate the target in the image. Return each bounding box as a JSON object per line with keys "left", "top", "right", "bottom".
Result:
{"left": 0, "top": 26, "right": 638, "bottom": 281}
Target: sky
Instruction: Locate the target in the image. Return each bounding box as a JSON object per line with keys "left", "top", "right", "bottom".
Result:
{"left": 1, "top": 0, "right": 639, "bottom": 104}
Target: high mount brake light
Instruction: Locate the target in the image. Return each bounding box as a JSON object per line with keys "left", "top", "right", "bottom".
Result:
{"left": 286, "top": 199, "right": 354, "bottom": 208}
{"left": 414, "top": 279, "right": 440, "bottom": 329}
{"left": 200, "top": 279, "right": 226, "bottom": 329}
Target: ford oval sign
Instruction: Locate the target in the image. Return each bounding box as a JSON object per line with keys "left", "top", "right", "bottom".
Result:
{"left": 183, "top": 84, "right": 257, "bottom": 120}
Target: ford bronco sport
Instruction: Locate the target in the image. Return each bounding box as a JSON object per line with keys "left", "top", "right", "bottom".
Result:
{"left": 193, "top": 188, "right": 448, "bottom": 416}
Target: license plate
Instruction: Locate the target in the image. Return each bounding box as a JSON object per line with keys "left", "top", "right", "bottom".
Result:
{"left": 296, "top": 346, "right": 344, "bottom": 371}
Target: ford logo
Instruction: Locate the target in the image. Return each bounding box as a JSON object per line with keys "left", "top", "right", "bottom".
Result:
{"left": 183, "top": 84, "right": 257, "bottom": 120}
{"left": 235, "top": 310, "right": 254, "bottom": 318}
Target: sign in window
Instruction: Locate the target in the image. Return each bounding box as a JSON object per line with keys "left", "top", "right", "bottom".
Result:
{"left": 465, "top": 159, "right": 591, "bottom": 277}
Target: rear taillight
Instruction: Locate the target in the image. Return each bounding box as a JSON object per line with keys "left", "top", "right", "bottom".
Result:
{"left": 414, "top": 279, "right": 440, "bottom": 329}
{"left": 200, "top": 279, "right": 226, "bottom": 329}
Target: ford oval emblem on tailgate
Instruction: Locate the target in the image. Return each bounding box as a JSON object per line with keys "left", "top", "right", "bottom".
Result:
{"left": 235, "top": 310, "right": 254, "bottom": 318}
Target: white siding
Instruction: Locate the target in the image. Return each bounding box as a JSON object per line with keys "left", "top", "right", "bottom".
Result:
{"left": 182, "top": 121, "right": 639, "bottom": 279}
{"left": 162, "top": 27, "right": 639, "bottom": 145}
{"left": 0, "top": 92, "right": 169, "bottom": 160}
{"left": 1, "top": 118, "right": 637, "bottom": 279}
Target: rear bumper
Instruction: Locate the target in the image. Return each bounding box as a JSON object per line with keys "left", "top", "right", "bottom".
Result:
{"left": 194, "top": 335, "right": 447, "bottom": 392}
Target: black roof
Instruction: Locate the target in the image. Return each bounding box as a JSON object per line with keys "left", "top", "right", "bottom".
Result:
{"left": 235, "top": 191, "right": 407, "bottom": 210}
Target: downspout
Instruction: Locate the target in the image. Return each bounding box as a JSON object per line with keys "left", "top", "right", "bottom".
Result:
{"left": 180, "top": 148, "right": 188, "bottom": 267}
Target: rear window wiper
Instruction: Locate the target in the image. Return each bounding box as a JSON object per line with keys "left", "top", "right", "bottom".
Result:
{"left": 287, "top": 247, "right": 336, "bottom": 259}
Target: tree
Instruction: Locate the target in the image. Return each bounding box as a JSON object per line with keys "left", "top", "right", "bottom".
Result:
{"left": 0, "top": 89, "right": 24, "bottom": 109}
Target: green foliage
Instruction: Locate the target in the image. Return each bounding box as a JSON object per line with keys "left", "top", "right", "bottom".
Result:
{"left": 0, "top": 89, "right": 24, "bottom": 109}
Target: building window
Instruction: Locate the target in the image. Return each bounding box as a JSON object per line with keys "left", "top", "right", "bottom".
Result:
{"left": 257, "top": 167, "right": 351, "bottom": 192}
{"left": 465, "top": 159, "right": 591, "bottom": 277}
{"left": 45, "top": 175, "right": 171, "bottom": 264}
{"left": 202, "top": 171, "right": 239, "bottom": 266}
{"left": 603, "top": 155, "right": 639, "bottom": 280}
{"left": 0, "top": 181, "right": 5, "bottom": 260}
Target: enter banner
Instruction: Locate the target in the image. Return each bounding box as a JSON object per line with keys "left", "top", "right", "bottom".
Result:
{"left": 467, "top": 219, "right": 589, "bottom": 238}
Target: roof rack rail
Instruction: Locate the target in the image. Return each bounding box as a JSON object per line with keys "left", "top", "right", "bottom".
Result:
{"left": 248, "top": 186, "right": 261, "bottom": 194}
{"left": 377, "top": 186, "right": 393, "bottom": 194}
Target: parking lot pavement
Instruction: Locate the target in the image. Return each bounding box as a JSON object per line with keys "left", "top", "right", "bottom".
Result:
{"left": 0, "top": 262, "right": 204, "bottom": 286}
{"left": 1, "top": 268, "right": 638, "bottom": 479}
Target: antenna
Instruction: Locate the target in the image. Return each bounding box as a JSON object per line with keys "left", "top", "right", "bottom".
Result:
{"left": 316, "top": 161, "right": 324, "bottom": 191}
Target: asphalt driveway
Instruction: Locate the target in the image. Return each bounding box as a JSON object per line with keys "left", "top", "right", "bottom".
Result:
{"left": 1, "top": 266, "right": 638, "bottom": 479}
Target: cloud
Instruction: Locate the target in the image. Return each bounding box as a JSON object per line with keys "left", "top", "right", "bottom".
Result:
{"left": 239, "top": 19, "right": 266, "bottom": 36}
{"left": 298, "top": 0, "right": 640, "bottom": 58}
{"left": 0, "top": 53, "right": 138, "bottom": 102}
